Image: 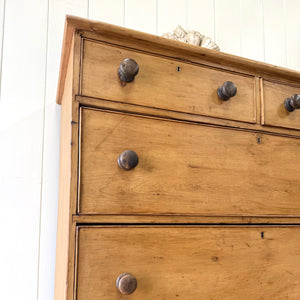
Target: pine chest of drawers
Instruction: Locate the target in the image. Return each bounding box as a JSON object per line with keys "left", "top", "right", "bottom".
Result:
{"left": 55, "top": 16, "right": 300, "bottom": 300}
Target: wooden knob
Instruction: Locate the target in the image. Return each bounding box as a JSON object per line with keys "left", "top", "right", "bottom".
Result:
{"left": 116, "top": 273, "right": 137, "bottom": 295}
{"left": 217, "top": 81, "right": 237, "bottom": 101}
{"left": 118, "top": 58, "right": 139, "bottom": 82}
{"left": 118, "top": 150, "right": 139, "bottom": 170}
{"left": 284, "top": 94, "right": 300, "bottom": 112}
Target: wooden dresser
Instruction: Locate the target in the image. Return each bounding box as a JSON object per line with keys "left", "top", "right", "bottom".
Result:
{"left": 55, "top": 16, "right": 300, "bottom": 299}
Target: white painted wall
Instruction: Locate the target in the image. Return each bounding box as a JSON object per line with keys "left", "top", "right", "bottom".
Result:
{"left": 0, "top": 0, "right": 299, "bottom": 299}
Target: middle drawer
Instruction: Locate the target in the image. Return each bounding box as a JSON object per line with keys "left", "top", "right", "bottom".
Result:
{"left": 79, "top": 107, "right": 300, "bottom": 217}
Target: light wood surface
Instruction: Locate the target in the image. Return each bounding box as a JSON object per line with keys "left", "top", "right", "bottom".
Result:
{"left": 76, "top": 226, "right": 300, "bottom": 299}
{"left": 81, "top": 39, "right": 256, "bottom": 123}
{"left": 79, "top": 107, "right": 300, "bottom": 217}
{"left": 1, "top": 5, "right": 300, "bottom": 300}
{"left": 54, "top": 38, "right": 74, "bottom": 300}
{"left": 55, "top": 35, "right": 80, "bottom": 300}
{"left": 73, "top": 214, "right": 300, "bottom": 224}
{"left": 54, "top": 16, "right": 300, "bottom": 300}
{"left": 76, "top": 95, "right": 300, "bottom": 138}
{"left": 56, "top": 16, "right": 300, "bottom": 105}
{"left": 263, "top": 80, "right": 300, "bottom": 130}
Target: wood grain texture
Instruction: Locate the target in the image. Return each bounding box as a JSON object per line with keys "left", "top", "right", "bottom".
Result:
{"left": 263, "top": 80, "right": 300, "bottom": 130}
{"left": 81, "top": 39, "right": 256, "bottom": 123}
{"left": 53, "top": 13, "right": 300, "bottom": 300}
{"left": 79, "top": 107, "right": 300, "bottom": 216}
{"left": 73, "top": 214, "right": 300, "bottom": 224}
{"left": 76, "top": 226, "right": 300, "bottom": 299}
{"left": 76, "top": 95, "right": 300, "bottom": 138}
{"left": 254, "top": 76, "right": 260, "bottom": 124}
{"left": 54, "top": 39, "right": 74, "bottom": 300}
{"left": 54, "top": 35, "right": 80, "bottom": 300}
{"left": 56, "top": 16, "right": 300, "bottom": 104}
{"left": 0, "top": 4, "right": 299, "bottom": 300}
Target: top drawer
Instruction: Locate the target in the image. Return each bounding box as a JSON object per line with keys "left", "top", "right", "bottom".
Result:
{"left": 263, "top": 80, "right": 300, "bottom": 130}
{"left": 80, "top": 39, "right": 256, "bottom": 123}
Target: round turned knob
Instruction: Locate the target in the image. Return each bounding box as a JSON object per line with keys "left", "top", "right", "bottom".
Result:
{"left": 284, "top": 94, "right": 300, "bottom": 112}
{"left": 116, "top": 273, "right": 137, "bottom": 295}
{"left": 118, "top": 150, "right": 139, "bottom": 170}
{"left": 217, "top": 81, "right": 237, "bottom": 101}
{"left": 118, "top": 58, "right": 139, "bottom": 82}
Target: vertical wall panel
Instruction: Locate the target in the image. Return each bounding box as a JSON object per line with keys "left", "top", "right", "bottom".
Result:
{"left": 0, "top": 0, "right": 5, "bottom": 96}
{"left": 89, "top": 0, "right": 124, "bottom": 26}
{"left": 125, "top": 0, "right": 157, "bottom": 34}
{"left": 215, "top": 0, "right": 241, "bottom": 55}
{"left": 37, "top": 1, "right": 88, "bottom": 300}
{"left": 158, "top": 0, "right": 187, "bottom": 35}
{"left": 240, "top": 0, "right": 264, "bottom": 61}
{"left": 0, "top": 0, "right": 48, "bottom": 299}
{"left": 188, "top": 0, "right": 215, "bottom": 39}
{"left": 286, "top": 0, "right": 300, "bottom": 70}
{"left": 263, "top": 0, "right": 287, "bottom": 67}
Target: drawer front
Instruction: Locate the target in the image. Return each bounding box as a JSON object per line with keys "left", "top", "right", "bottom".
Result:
{"left": 263, "top": 80, "right": 300, "bottom": 130}
{"left": 76, "top": 226, "right": 300, "bottom": 299}
{"left": 79, "top": 108, "right": 300, "bottom": 216}
{"left": 81, "top": 39, "right": 256, "bottom": 123}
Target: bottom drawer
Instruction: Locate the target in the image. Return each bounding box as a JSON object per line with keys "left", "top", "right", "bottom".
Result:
{"left": 76, "top": 226, "right": 300, "bottom": 299}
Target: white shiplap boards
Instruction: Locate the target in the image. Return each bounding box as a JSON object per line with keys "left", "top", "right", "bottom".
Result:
{"left": 240, "top": 0, "right": 264, "bottom": 61}
{"left": 215, "top": 0, "right": 241, "bottom": 55}
{"left": 0, "top": 1, "right": 48, "bottom": 300}
{"left": 125, "top": 0, "right": 157, "bottom": 34}
{"left": 286, "top": 0, "right": 300, "bottom": 70}
{"left": 187, "top": 0, "right": 215, "bottom": 39}
{"left": 89, "top": 0, "right": 124, "bottom": 25}
{"left": 158, "top": 0, "right": 187, "bottom": 35}
{"left": 0, "top": 1, "right": 299, "bottom": 299}
{"left": 263, "top": 0, "right": 287, "bottom": 67}
{"left": 0, "top": 0, "right": 5, "bottom": 93}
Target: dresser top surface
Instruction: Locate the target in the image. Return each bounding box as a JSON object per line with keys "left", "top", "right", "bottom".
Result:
{"left": 56, "top": 15, "right": 300, "bottom": 105}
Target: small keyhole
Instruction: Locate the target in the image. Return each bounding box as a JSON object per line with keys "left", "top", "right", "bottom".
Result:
{"left": 257, "top": 137, "right": 261, "bottom": 144}
{"left": 177, "top": 66, "right": 181, "bottom": 72}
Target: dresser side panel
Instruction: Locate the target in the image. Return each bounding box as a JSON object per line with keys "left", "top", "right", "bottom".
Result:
{"left": 54, "top": 36, "right": 75, "bottom": 300}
